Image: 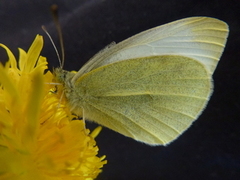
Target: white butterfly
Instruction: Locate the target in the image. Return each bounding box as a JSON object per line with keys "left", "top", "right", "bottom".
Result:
{"left": 55, "top": 17, "right": 229, "bottom": 145}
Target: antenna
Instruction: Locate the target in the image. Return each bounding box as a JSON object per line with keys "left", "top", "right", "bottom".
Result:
{"left": 51, "top": 4, "right": 65, "bottom": 68}
{"left": 42, "top": 26, "right": 62, "bottom": 67}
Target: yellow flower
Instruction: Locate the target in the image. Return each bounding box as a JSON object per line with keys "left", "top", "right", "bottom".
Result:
{"left": 0, "top": 35, "right": 106, "bottom": 180}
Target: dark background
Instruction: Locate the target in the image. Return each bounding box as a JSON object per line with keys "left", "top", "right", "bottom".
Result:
{"left": 0, "top": 0, "right": 239, "bottom": 179}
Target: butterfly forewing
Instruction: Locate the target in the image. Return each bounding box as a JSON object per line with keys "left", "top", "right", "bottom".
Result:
{"left": 74, "top": 17, "right": 228, "bottom": 80}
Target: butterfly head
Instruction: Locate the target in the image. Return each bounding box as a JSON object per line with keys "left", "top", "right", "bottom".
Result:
{"left": 54, "top": 68, "right": 76, "bottom": 88}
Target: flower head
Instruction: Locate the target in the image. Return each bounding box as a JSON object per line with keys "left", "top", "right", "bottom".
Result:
{"left": 0, "top": 35, "right": 106, "bottom": 180}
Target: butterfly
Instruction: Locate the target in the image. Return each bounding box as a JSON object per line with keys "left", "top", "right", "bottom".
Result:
{"left": 54, "top": 17, "right": 229, "bottom": 145}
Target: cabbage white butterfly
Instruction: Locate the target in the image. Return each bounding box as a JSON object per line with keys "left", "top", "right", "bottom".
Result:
{"left": 55, "top": 17, "right": 229, "bottom": 145}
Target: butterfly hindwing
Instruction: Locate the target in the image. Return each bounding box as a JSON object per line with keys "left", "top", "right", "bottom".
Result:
{"left": 71, "top": 55, "right": 211, "bottom": 145}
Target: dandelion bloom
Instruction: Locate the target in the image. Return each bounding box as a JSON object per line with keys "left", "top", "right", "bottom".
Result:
{"left": 0, "top": 35, "right": 106, "bottom": 180}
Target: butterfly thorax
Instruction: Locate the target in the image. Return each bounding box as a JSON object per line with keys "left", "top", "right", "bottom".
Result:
{"left": 54, "top": 68, "right": 84, "bottom": 115}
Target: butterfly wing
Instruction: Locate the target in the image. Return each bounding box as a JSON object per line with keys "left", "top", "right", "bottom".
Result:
{"left": 73, "top": 16, "right": 228, "bottom": 81}
{"left": 65, "top": 16, "right": 228, "bottom": 145}
{"left": 71, "top": 55, "right": 212, "bottom": 145}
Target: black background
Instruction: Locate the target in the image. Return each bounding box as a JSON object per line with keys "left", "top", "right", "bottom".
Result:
{"left": 0, "top": 0, "right": 239, "bottom": 180}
